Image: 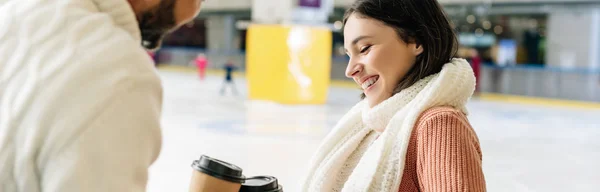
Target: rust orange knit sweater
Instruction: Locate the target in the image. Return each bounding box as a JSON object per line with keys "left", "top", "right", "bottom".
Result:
{"left": 397, "top": 106, "right": 486, "bottom": 191}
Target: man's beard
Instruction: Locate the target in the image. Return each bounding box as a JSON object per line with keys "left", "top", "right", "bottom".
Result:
{"left": 138, "top": 0, "right": 177, "bottom": 50}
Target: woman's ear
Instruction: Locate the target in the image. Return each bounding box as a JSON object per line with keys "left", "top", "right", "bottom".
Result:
{"left": 413, "top": 44, "right": 424, "bottom": 56}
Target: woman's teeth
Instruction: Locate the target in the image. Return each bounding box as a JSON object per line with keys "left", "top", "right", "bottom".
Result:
{"left": 361, "top": 76, "right": 378, "bottom": 90}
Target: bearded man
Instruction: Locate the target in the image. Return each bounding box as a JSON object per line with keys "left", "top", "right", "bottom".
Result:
{"left": 0, "top": 0, "right": 204, "bottom": 191}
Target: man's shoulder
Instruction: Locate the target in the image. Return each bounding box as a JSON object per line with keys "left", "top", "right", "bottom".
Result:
{"left": 1, "top": 0, "right": 152, "bottom": 75}
{"left": 0, "top": 0, "right": 160, "bottom": 111}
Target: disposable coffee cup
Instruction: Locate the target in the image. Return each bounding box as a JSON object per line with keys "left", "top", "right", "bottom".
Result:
{"left": 239, "top": 176, "right": 283, "bottom": 192}
{"left": 189, "top": 155, "right": 246, "bottom": 192}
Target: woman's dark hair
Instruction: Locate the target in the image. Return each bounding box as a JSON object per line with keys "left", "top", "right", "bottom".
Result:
{"left": 343, "top": 0, "right": 457, "bottom": 96}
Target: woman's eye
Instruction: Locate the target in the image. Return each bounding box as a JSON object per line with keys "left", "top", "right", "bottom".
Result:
{"left": 360, "top": 45, "right": 371, "bottom": 53}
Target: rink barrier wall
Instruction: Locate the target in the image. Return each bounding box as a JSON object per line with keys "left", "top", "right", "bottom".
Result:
{"left": 157, "top": 65, "right": 600, "bottom": 109}
{"left": 154, "top": 48, "right": 600, "bottom": 103}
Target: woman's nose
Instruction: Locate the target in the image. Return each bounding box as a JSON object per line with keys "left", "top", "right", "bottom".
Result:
{"left": 345, "top": 62, "right": 362, "bottom": 78}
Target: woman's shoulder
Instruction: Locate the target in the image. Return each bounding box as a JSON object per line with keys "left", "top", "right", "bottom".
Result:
{"left": 415, "top": 106, "right": 470, "bottom": 129}
{"left": 419, "top": 106, "right": 465, "bottom": 118}
{"left": 412, "top": 106, "right": 481, "bottom": 153}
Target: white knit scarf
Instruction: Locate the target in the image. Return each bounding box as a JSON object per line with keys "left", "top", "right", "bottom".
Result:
{"left": 301, "top": 59, "right": 475, "bottom": 192}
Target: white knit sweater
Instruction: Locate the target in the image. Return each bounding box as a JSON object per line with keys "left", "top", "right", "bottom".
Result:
{"left": 0, "top": 0, "right": 162, "bottom": 191}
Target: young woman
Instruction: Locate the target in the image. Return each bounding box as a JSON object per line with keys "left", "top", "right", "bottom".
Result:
{"left": 302, "top": 0, "right": 486, "bottom": 191}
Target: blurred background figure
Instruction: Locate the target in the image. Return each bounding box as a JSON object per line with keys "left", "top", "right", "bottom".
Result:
{"left": 148, "top": 51, "right": 158, "bottom": 66}
{"left": 470, "top": 49, "right": 482, "bottom": 95}
{"left": 192, "top": 53, "right": 208, "bottom": 80}
{"left": 220, "top": 59, "right": 238, "bottom": 96}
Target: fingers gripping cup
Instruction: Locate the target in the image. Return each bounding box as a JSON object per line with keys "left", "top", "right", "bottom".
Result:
{"left": 240, "top": 176, "right": 283, "bottom": 192}
{"left": 189, "top": 155, "right": 246, "bottom": 192}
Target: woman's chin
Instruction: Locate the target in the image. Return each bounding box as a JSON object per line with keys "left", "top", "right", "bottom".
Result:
{"left": 366, "top": 96, "right": 384, "bottom": 108}
{"left": 365, "top": 90, "right": 393, "bottom": 108}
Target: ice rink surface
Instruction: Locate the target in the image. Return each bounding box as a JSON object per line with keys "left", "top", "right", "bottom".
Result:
{"left": 147, "top": 70, "right": 600, "bottom": 192}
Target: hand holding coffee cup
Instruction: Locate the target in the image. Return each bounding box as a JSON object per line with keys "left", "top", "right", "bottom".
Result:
{"left": 189, "top": 155, "right": 284, "bottom": 192}
{"left": 189, "top": 155, "right": 246, "bottom": 192}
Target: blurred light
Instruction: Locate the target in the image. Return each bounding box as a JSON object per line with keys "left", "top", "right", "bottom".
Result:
{"left": 474, "top": 6, "right": 487, "bottom": 16}
{"left": 235, "top": 20, "right": 251, "bottom": 29}
{"left": 333, "top": 21, "right": 343, "bottom": 30}
{"left": 287, "top": 27, "right": 312, "bottom": 88}
{"left": 482, "top": 21, "right": 492, "bottom": 30}
{"left": 529, "top": 19, "right": 539, "bottom": 29}
{"left": 475, "top": 28, "right": 484, "bottom": 37}
{"left": 467, "top": 15, "right": 476, "bottom": 24}
{"left": 494, "top": 26, "right": 503, "bottom": 34}
{"left": 338, "top": 46, "right": 346, "bottom": 56}
{"left": 287, "top": 27, "right": 310, "bottom": 51}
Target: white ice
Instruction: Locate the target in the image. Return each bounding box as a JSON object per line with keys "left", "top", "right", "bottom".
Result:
{"left": 147, "top": 70, "right": 600, "bottom": 192}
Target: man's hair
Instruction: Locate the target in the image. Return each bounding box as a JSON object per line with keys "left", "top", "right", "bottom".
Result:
{"left": 138, "top": 0, "right": 177, "bottom": 50}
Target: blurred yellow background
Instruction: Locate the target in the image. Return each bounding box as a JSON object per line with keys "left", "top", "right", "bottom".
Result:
{"left": 246, "top": 24, "right": 332, "bottom": 104}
